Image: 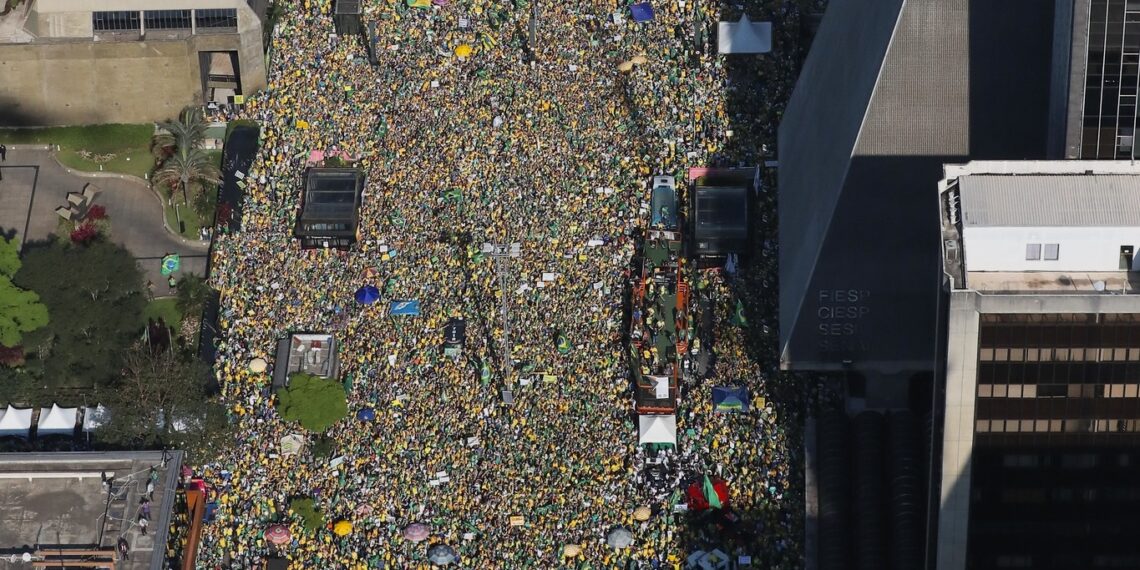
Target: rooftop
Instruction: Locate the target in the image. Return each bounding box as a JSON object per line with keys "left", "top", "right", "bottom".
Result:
{"left": 0, "top": 451, "right": 182, "bottom": 570}
{"left": 963, "top": 271, "right": 1140, "bottom": 294}
{"left": 959, "top": 174, "right": 1140, "bottom": 227}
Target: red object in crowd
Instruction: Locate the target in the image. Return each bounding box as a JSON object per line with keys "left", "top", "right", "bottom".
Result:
{"left": 686, "top": 478, "right": 730, "bottom": 511}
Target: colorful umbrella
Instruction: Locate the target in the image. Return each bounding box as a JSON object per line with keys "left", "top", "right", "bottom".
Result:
{"left": 606, "top": 526, "right": 633, "bottom": 548}
{"left": 427, "top": 544, "right": 457, "bottom": 565}
{"left": 454, "top": 44, "right": 473, "bottom": 57}
{"left": 356, "top": 408, "right": 376, "bottom": 422}
{"left": 248, "top": 358, "right": 268, "bottom": 373}
{"left": 354, "top": 285, "right": 380, "bottom": 304}
{"left": 403, "top": 522, "right": 430, "bottom": 542}
{"left": 333, "top": 520, "right": 353, "bottom": 536}
{"left": 633, "top": 506, "right": 651, "bottom": 521}
{"left": 265, "top": 524, "right": 291, "bottom": 546}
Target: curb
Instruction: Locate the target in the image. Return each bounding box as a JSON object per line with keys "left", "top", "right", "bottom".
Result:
{"left": 3, "top": 144, "right": 53, "bottom": 150}
{"left": 47, "top": 153, "right": 211, "bottom": 250}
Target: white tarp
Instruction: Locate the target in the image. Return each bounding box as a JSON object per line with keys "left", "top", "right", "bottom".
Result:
{"left": 37, "top": 404, "right": 78, "bottom": 435}
{"left": 717, "top": 15, "right": 772, "bottom": 54}
{"left": 0, "top": 405, "right": 33, "bottom": 437}
{"left": 638, "top": 414, "right": 677, "bottom": 445}
{"left": 82, "top": 404, "right": 109, "bottom": 432}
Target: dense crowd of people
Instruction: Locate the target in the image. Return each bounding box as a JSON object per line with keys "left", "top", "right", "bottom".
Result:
{"left": 197, "top": 0, "right": 820, "bottom": 566}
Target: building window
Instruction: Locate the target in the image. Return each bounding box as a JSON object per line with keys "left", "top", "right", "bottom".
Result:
{"left": 93, "top": 11, "right": 140, "bottom": 31}
{"left": 1044, "top": 243, "right": 1060, "bottom": 260}
{"left": 1026, "top": 243, "right": 1042, "bottom": 260}
{"left": 195, "top": 9, "right": 238, "bottom": 29}
{"left": 144, "top": 10, "right": 192, "bottom": 30}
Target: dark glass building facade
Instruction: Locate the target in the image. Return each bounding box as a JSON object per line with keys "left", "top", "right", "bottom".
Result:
{"left": 968, "top": 313, "right": 1140, "bottom": 569}
{"left": 1080, "top": 0, "right": 1140, "bottom": 159}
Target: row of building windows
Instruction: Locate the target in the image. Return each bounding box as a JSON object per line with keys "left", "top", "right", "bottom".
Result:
{"left": 93, "top": 9, "right": 236, "bottom": 32}
{"left": 1025, "top": 243, "right": 1060, "bottom": 260}
{"left": 977, "top": 418, "right": 1140, "bottom": 433}
{"left": 977, "top": 383, "right": 1140, "bottom": 398}
{"left": 979, "top": 347, "right": 1140, "bottom": 362}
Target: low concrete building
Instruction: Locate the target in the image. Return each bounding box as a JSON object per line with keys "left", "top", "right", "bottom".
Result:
{"left": 0, "top": 0, "right": 265, "bottom": 126}
{"left": 0, "top": 451, "right": 183, "bottom": 570}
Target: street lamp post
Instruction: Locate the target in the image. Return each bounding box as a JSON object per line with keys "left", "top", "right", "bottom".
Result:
{"left": 483, "top": 242, "right": 521, "bottom": 382}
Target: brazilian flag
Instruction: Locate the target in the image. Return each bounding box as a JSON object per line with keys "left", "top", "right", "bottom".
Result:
{"left": 480, "top": 361, "right": 492, "bottom": 385}
{"left": 703, "top": 474, "right": 723, "bottom": 509}
{"left": 556, "top": 333, "right": 571, "bottom": 355}
{"left": 730, "top": 299, "right": 748, "bottom": 327}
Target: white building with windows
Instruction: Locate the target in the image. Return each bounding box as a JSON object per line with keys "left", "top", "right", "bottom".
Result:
{"left": 0, "top": 0, "right": 266, "bottom": 125}
{"left": 935, "top": 160, "right": 1140, "bottom": 570}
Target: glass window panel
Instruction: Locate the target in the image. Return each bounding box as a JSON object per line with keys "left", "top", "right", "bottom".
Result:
{"left": 992, "top": 419, "right": 1006, "bottom": 432}
{"left": 1044, "top": 243, "right": 1060, "bottom": 260}
{"left": 980, "top": 347, "right": 995, "bottom": 361}
{"left": 977, "top": 420, "right": 991, "bottom": 433}
{"left": 1127, "top": 384, "right": 1139, "bottom": 397}
{"left": 1025, "top": 348, "right": 1040, "bottom": 361}
{"left": 195, "top": 8, "right": 238, "bottom": 29}
{"left": 1022, "top": 384, "right": 1037, "bottom": 397}
{"left": 1026, "top": 243, "right": 1042, "bottom": 260}
{"left": 979, "top": 384, "right": 994, "bottom": 397}
{"left": 994, "top": 385, "right": 1009, "bottom": 397}
{"left": 995, "top": 348, "right": 1010, "bottom": 361}
{"left": 1008, "top": 384, "right": 1023, "bottom": 398}
{"left": 144, "top": 10, "right": 192, "bottom": 30}
{"left": 1010, "top": 348, "right": 1025, "bottom": 361}
{"left": 93, "top": 11, "right": 140, "bottom": 31}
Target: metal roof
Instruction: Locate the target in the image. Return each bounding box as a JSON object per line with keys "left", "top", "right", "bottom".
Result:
{"left": 958, "top": 174, "right": 1140, "bottom": 227}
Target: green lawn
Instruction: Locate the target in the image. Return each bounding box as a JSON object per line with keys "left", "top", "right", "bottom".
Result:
{"left": 143, "top": 297, "right": 182, "bottom": 329}
{"left": 0, "top": 124, "right": 155, "bottom": 179}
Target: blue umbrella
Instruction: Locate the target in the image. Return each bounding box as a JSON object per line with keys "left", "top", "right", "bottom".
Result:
{"left": 355, "top": 285, "right": 380, "bottom": 304}
{"left": 357, "top": 408, "right": 376, "bottom": 422}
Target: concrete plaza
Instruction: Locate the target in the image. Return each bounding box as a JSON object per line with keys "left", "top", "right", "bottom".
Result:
{"left": 0, "top": 147, "right": 208, "bottom": 296}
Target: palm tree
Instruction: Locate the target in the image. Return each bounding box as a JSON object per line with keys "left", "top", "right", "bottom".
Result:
{"left": 153, "top": 107, "right": 209, "bottom": 157}
{"left": 152, "top": 144, "right": 221, "bottom": 206}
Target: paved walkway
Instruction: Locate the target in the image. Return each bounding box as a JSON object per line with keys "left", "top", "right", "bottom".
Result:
{"left": 0, "top": 147, "right": 209, "bottom": 297}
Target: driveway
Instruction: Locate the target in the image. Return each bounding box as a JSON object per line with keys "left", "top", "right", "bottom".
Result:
{"left": 0, "top": 147, "right": 209, "bottom": 296}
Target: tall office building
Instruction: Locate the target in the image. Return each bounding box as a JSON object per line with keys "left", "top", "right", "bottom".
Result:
{"left": 936, "top": 160, "right": 1140, "bottom": 570}
{"left": 778, "top": 0, "right": 1065, "bottom": 402}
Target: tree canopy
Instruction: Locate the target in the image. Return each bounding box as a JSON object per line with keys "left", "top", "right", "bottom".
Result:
{"left": 277, "top": 373, "right": 348, "bottom": 433}
{"left": 9, "top": 240, "right": 145, "bottom": 390}
{"left": 0, "top": 236, "right": 48, "bottom": 351}
{"left": 98, "top": 346, "right": 219, "bottom": 454}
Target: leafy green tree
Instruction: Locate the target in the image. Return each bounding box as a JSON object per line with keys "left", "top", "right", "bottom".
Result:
{"left": 98, "top": 346, "right": 213, "bottom": 449}
{"left": 9, "top": 240, "right": 145, "bottom": 389}
{"left": 175, "top": 273, "right": 213, "bottom": 317}
{"left": 0, "top": 236, "right": 49, "bottom": 351}
{"left": 289, "top": 497, "right": 324, "bottom": 534}
{"left": 0, "top": 279, "right": 49, "bottom": 348}
{"left": 0, "top": 236, "right": 19, "bottom": 277}
{"left": 277, "top": 373, "right": 348, "bottom": 433}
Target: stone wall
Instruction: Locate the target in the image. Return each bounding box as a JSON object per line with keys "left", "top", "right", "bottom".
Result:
{"left": 0, "top": 33, "right": 265, "bottom": 126}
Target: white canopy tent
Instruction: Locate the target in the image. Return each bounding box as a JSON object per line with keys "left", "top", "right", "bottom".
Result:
{"left": 717, "top": 14, "right": 772, "bottom": 54}
{"left": 37, "top": 404, "right": 78, "bottom": 436}
{"left": 638, "top": 414, "right": 677, "bottom": 445}
{"left": 0, "top": 405, "right": 33, "bottom": 438}
{"left": 82, "top": 404, "right": 109, "bottom": 432}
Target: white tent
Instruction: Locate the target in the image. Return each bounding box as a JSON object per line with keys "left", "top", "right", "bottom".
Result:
{"left": 638, "top": 414, "right": 677, "bottom": 445}
{"left": 82, "top": 404, "right": 109, "bottom": 432}
{"left": 0, "top": 405, "right": 33, "bottom": 438}
{"left": 37, "top": 404, "right": 78, "bottom": 436}
{"left": 717, "top": 14, "right": 772, "bottom": 54}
